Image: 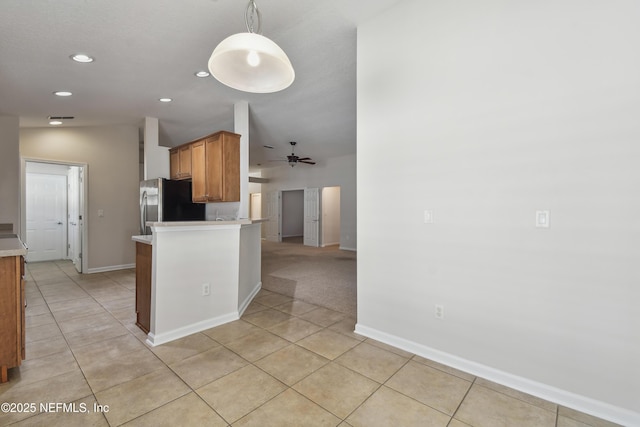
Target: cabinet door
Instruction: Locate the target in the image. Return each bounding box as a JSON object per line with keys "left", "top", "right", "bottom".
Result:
{"left": 191, "top": 140, "right": 207, "bottom": 202}
{"left": 205, "top": 136, "right": 223, "bottom": 202}
{"left": 135, "top": 242, "right": 152, "bottom": 334}
{"left": 169, "top": 148, "right": 180, "bottom": 179}
{"left": 178, "top": 145, "right": 192, "bottom": 179}
{"left": 222, "top": 134, "right": 240, "bottom": 202}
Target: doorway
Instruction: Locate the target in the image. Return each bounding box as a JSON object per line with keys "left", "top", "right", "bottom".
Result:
{"left": 23, "top": 160, "right": 87, "bottom": 272}
{"left": 267, "top": 187, "right": 341, "bottom": 247}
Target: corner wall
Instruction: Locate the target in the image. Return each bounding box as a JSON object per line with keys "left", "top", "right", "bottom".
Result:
{"left": 21, "top": 125, "right": 139, "bottom": 271}
{"left": 0, "top": 116, "right": 20, "bottom": 232}
{"left": 357, "top": 0, "right": 640, "bottom": 424}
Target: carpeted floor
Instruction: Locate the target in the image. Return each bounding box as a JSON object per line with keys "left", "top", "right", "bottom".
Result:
{"left": 261, "top": 238, "right": 357, "bottom": 316}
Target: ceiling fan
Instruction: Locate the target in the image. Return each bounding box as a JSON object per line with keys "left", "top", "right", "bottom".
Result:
{"left": 272, "top": 141, "right": 316, "bottom": 167}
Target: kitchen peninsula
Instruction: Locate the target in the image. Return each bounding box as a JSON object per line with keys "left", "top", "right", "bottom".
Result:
{"left": 132, "top": 219, "right": 264, "bottom": 346}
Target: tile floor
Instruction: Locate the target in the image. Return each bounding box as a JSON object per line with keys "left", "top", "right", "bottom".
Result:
{"left": 0, "top": 260, "right": 621, "bottom": 427}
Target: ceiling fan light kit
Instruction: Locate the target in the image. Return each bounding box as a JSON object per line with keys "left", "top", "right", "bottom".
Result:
{"left": 208, "top": 0, "right": 295, "bottom": 93}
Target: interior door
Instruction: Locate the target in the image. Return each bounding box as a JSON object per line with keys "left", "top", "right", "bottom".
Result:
{"left": 67, "top": 166, "right": 82, "bottom": 272}
{"left": 265, "top": 191, "right": 281, "bottom": 242}
{"left": 26, "top": 173, "right": 68, "bottom": 262}
{"left": 304, "top": 187, "right": 320, "bottom": 247}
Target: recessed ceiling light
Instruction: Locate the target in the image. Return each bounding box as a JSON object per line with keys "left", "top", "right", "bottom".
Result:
{"left": 195, "top": 71, "right": 210, "bottom": 78}
{"left": 49, "top": 120, "right": 63, "bottom": 125}
{"left": 53, "top": 91, "right": 73, "bottom": 97}
{"left": 70, "top": 54, "right": 94, "bottom": 63}
{"left": 159, "top": 98, "right": 173, "bottom": 103}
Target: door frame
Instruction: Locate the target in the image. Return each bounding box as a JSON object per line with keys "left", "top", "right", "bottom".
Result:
{"left": 21, "top": 158, "right": 89, "bottom": 273}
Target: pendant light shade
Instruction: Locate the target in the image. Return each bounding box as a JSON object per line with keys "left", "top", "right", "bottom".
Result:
{"left": 208, "top": 0, "right": 295, "bottom": 93}
{"left": 208, "top": 32, "right": 295, "bottom": 93}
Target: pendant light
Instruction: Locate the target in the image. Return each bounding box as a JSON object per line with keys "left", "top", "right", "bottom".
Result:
{"left": 208, "top": 0, "right": 295, "bottom": 93}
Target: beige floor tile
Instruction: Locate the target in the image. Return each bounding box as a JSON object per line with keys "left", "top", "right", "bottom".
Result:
{"left": 455, "top": 384, "right": 557, "bottom": 427}
{"left": 266, "top": 317, "right": 323, "bottom": 342}
{"left": 293, "top": 363, "right": 380, "bottom": 419}
{"left": 170, "top": 346, "right": 248, "bottom": 389}
{"left": 242, "top": 300, "right": 269, "bottom": 316}
{"left": 24, "top": 293, "right": 46, "bottom": 307}
{"left": 25, "top": 322, "right": 63, "bottom": 343}
{"left": 24, "top": 303, "right": 51, "bottom": 317}
{"left": 24, "top": 336, "right": 69, "bottom": 361}
{"left": 448, "top": 419, "right": 472, "bottom": 427}
{"left": 109, "top": 306, "right": 137, "bottom": 323}
{"left": 328, "top": 316, "right": 366, "bottom": 341}
{"left": 335, "top": 341, "right": 409, "bottom": 383}
{"left": 364, "top": 338, "right": 415, "bottom": 358}
{"left": 299, "top": 306, "right": 347, "bottom": 327}
{"left": 87, "top": 285, "right": 134, "bottom": 303}
{"left": 197, "top": 364, "right": 287, "bottom": 423}
{"left": 253, "top": 292, "right": 294, "bottom": 307}
{"left": 201, "top": 319, "right": 261, "bottom": 344}
{"left": 557, "top": 406, "right": 623, "bottom": 427}
{"left": 385, "top": 360, "right": 471, "bottom": 416}
{"left": 150, "top": 332, "right": 220, "bottom": 365}
{"left": 225, "top": 329, "right": 290, "bottom": 362}
{"left": 95, "top": 366, "right": 191, "bottom": 426}
{"left": 72, "top": 334, "right": 147, "bottom": 362}
{"left": 0, "top": 371, "right": 92, "bottom": 425}
{"left": 12, "top": 395, "right": 109, "bottom": 427}
{"left": 25, "top": 312, "right": 56, "bottom": 328}
{"left": 233, "top": 388, "right": 341, "bottom": 427}
{"left": 412, "top": 355, "right": 476, "bottom": 382}
{"left": 79, "top": 347, "right": 166, "bottom": 393}
{"left": 9, "top": 349, "right": 80, "bottom": 388}
{"left": 242, "top": 308, "right": 292, "bottom": 329}
{"left": 47, "top": 297, "right": 102, "bottom": 313}
{"left": 346, "top": 385, "right": 451, "bottom": 427}
{"left": 475, "top": 377, "right": 556, "bottom": 412}
{"left": 296, "top": 329, "right": 360, "bottom": 360}
{"left": 273, "top": 299, "right": 319, "bottom": 315}
{"left": 58, "top": 312, "right": 121, "bottom": 334}
{"left": 255, "top": 344, "right": 329, "bottom": 386}
{"left": 99, "top": 296, "right": 135, "bottom": 311}
{"left": 122, "top": 392, "right": 227, "bottom": 427}
{"left": 52, "top": 302, "right": 108, "bottom": 322}
{"left": 63, "top": 322, "right": 131, "bottom": 349}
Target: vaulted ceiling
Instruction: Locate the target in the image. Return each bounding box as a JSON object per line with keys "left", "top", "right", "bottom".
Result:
{"left": 0, "top": 0, "right": 402, "bottom": 170}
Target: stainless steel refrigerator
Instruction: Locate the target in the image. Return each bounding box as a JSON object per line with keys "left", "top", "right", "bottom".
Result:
{"left": 139, "top": 178, "right": 206, "bottom": 235}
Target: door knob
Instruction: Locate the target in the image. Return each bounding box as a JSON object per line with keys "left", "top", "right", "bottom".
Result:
{"left": 57, "top": 221, "right": 63, "bottom": 225}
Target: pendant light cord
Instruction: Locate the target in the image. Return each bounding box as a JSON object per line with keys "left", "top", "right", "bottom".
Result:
{"left": 245, "top": 0, "right": 262, "bottom": 34}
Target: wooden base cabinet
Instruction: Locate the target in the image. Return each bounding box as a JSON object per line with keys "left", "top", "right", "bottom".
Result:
{"left": 0, "top": 256, "right": 25, "bottom": 383}
{"left": 135, "top": 242, "right": 152, "bottom": 334}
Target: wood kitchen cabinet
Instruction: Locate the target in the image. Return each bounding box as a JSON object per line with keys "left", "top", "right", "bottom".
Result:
{"left": 0, "top": 255, "right": 25, "bottom": 383}
{"left": 135, "top": 242, "right": 152, "bottom": 334}
{"left": 191, "top": 131, "right": 240, "bottom": 203}
{"left": 169, "top": 144, "right": 192, "bottom": 180}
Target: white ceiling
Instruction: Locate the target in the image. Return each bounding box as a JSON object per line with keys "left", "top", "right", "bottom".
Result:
{"left": 0, "top": 0, "right": 402, "bottom": 171}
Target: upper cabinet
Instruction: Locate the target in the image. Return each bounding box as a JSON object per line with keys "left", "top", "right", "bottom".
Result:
{"left": 169, "top": 144, "right": 192, "bottom": 180}
{"left": 170, "top": 130, "right": 240, "bottom": 203}
{"left": 193, "top": 131, "right": 240, "bottom": 203}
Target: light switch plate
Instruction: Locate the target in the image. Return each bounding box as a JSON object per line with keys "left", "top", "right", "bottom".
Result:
{"left": 536, "top": 210, "right": 550, "bottom": 228}
{"left": 424, "top": 210, "right": 433, "bottom": 224}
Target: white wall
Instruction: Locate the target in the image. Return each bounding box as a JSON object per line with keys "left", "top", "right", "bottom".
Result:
{"left": 261, "top": 153, "right": 357, "bottom": 250}
{"left": 21, "top": 126, "right": 139, "bottom": 271}
{"left": 357, "top": 0, "right": 640, "bottom": 424}
{"left": 0, "top": 116, "right": 20, "bottom": 232}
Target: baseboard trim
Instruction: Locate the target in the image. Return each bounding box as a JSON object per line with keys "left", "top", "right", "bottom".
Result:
{"left": 238, "top": 281, "right": 262, "bottom": 317}
{"left": 86, "top": 263, "right": 135, "bottom": 274}
{"left": 354, "top": 323, "right": 639, "bottom": 426}
{"left": 339, "top": 246, "right": 356, "bottom": 252}
{"left": 147, "top": 312, "right": 239, "bottom": 346}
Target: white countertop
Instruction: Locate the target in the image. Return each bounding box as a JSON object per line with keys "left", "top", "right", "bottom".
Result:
{"left": 149, "top": 219, "right": 266, "bottom": 228}
{"left": 0, "top": 234, "right": 28, "bottom": 257}
{"left": 131, "top": 235, "right": 153, "bottom": 245}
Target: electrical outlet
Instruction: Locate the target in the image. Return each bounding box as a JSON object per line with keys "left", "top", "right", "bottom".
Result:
{"left": 536, "top": 210, "right": 550, "bottom": 228}
{"left": 202, "top": 283, "right": 210, "bottom": 296}
{"left": 435, "top": 304, "right": 444, "bottom": 319}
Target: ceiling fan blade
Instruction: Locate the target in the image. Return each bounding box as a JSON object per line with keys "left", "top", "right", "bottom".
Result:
{"left": 299, "top": 160, "right": 316, "bottom": 165}
{"left": 297, "top": 157, "right": 311, "bottom": 161}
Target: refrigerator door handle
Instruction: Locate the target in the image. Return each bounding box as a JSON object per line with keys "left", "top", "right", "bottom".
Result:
{"left": 140, "top": 191, "right": 148, "bottom": 234}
